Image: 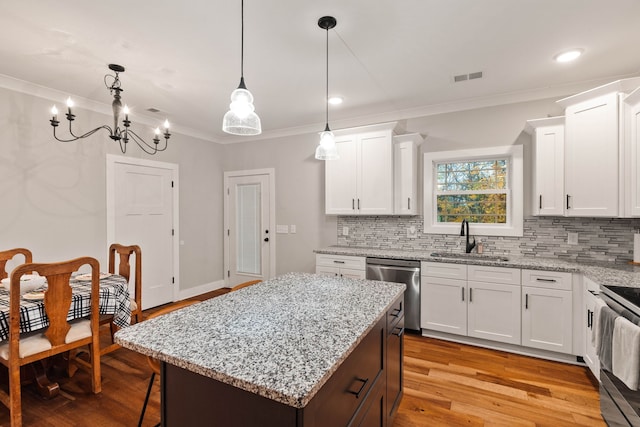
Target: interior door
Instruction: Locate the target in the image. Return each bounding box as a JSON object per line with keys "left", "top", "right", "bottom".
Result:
{"left": 225, "top": 170, "right": 274, "bottom": 286}
{"left": 112, "top": 160, "right": 175, "bottom": 309}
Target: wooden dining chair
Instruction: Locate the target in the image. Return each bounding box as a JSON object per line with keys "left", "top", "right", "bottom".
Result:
{"left": 100, "top": 243, "right": 142, "bottom": 355}
{"left": 0, "top": 257, "right": 102, "bottom": 427}
{"left": 0, "top": 248, "right": 32, "bottom": 281}
{"left": 230, "top": 279, "right": 262, "bottom": 292}
{"left": 138, "top": 300, "right": 199, "bottom": 427}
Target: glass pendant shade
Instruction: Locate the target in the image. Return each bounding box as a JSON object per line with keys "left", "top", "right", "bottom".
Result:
{"left": 315, "top": 126, "right": 339, "bottom": 160}
{"left": 222, "top": 79, "right": 261, "bottom": 135}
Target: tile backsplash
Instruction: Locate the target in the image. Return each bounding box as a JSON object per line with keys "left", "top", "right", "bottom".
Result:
{"left": 337, "top": 216, "right": 640, "bottom": 264}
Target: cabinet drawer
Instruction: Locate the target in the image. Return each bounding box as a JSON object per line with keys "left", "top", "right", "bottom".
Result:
{"left": 522, "top": 269, "right": 572, "bottom": 291}
{"left": 304, "top": 316, "right": 384, "bottom": 427}
{"left": 467, "top": 265, "right": 520, "bottom": 285}
{"left": 421, "top": 261, "right": 467, "bottom": 280}
{"left": 316, "top": 254, "right": 366, "bottom": 271}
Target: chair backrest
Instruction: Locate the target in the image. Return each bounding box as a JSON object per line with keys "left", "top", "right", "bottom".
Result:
{"left": 9, "top": 257, "right": 100, "bottom": 353}
{"left": 108, "top": 243, "right": 141, "bottom": 310}
{"left": 230, "top": 280, "right": 262, "bottom": 292}
{"left": 145, "top": 300, "right": 199, "bottom": 373}
{"left": 0, "top": 248, "right": 32, "bottom": 281}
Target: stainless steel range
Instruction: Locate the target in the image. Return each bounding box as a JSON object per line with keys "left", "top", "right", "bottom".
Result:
{"left": 599, "top": 285, "right": 640, "bottom": 426}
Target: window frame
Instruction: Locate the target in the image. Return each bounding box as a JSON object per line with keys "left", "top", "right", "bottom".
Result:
{"left": 423, "top": 145, "right": 523, "bottom": 237}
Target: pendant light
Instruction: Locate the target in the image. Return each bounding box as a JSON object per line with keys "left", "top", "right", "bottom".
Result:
{"left": 315, "top": 16, "right": 339, "bottom": 160}
{"left": 222, "top": 0, "right": 261, "bottom": 135}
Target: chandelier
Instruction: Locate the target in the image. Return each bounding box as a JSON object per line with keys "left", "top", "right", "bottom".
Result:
{"left": 49, "top": 64, "right": 171, "bottom": 155}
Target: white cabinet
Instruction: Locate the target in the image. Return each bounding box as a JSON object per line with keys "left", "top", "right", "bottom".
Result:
{"left": 583, "top": 277, "right": 601, "bottom": 380}
{"left": 393, "top": 134, "right": 422, "bottom": 215}
{"left": 467, "top": 266, "right": 521, "bottom": 345}
{"left": 624, "top": 88, "right": 640, "bottom": 216}
{"left": 521, "top": 270, "right": 573, "bottom": 354}
{"left": 422, "top": 262, "right": 521, "bottom": 345}
{"left": 525, "top": 117, "right": 565, "bottom": 216}
{"left": 421, "top": 262, "right": 467, "bottom": 335}
{"left": 315, "top": 254, "right": 366, "bottom": 279}
{"left": 325, "top": 122, "right": 396, "bottom": 215}
{"left": 557, "top": 78, "right": 640, "bottom": 217}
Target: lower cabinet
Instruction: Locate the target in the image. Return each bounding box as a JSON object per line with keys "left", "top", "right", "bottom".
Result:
{"left": 315, "top": 254, "right": 366, "bottom": 279}
{"left": 421, "top": 262, "right": 521, "bottom": 346}
{"left": 521, "top": 270, "right": 573, "bottom": 354}
{"left": 386, "top": 297, "right": 404, "bottom": 424}
{"left": 583, "top": 277, "right": 601, "bottom": 379}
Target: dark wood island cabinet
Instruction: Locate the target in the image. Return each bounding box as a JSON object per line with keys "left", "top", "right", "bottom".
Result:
{"left": 115, "top": 273, "right": 405, "bottom": 427}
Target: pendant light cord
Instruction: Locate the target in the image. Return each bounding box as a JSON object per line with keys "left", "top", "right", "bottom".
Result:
{"left": 325, "top": 24, "right": 329, "bottom": 129}
{"left": 241, "top": 0, "right": 244, "bottom": 79}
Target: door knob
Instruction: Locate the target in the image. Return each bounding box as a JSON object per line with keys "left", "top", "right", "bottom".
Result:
{"left": 264, "top": 237, "right": 269, "bottom": 242}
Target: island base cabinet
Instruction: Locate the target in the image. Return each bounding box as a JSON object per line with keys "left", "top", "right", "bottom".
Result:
{"left": 161, "top": 296, "right": 404, "bottom": 427}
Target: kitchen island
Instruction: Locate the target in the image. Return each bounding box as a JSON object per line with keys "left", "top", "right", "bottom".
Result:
{"left": 115, "top": 272, "right": 406, "bottom": 426}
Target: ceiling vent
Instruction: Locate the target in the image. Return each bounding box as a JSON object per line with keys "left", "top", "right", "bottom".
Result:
{"left": 147, "top": 107, "right": 161, "bottom": 113}
{"left": 453, "top": 71, "right": 483, "bottom": 83}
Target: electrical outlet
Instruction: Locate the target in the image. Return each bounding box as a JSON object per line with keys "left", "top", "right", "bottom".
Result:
{"left": 290, "top": 225, "right": 296, "bottom": 234}
{"left": 567, "top": 232, "right": 578, "bottom": 245}
{"left": 407, "top": 226, "right": 417, "bottom": 238}
{"left": 343, "top": 226, "right": 349, "bottom": 236}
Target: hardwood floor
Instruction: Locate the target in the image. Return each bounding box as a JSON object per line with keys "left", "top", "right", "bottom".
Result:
{"left": 0, "top": 290, "right": 605, "bottom": 426}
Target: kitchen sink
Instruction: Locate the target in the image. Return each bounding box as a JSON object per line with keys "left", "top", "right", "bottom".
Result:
{"left": 430, "top": 252, "right": 509, "bottom": 262}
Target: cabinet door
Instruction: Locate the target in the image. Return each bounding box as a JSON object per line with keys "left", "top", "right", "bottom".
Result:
{"left": 421, "top": 277, "right": 467, "bottom": 335}
{"left": 627, "top": 93, "right": 640, "bottom": 216}
{"left": 565, "top": 92, "right": 620, "bottom": 217}
{"left": 386, "top": 316, "right": 403, "bottom": 423}
{"left": 522, "top": 286, "right": 573, "bottom": 354}
{"left": 316, "top": 265, "right": 339, "bottom": 277}
{"left": 358, "top": 131, "right": 394, "bottom": 215}
{"left": 340, "top": 268, "right": 366, "bottom": 280}
{"left": 584, "top": 290, "right": 601, "bottom": 380}
{"left": 467, "top": 281, "right": 521, "bottom": 345}
{"left": 393, "top": 135, "right": 420, "bottom": 215}
{"left": 534, "top": 125, "right": 565, "bottom": 216}
{"left": 325, "top": 134, "right": 358, "bottom": 214}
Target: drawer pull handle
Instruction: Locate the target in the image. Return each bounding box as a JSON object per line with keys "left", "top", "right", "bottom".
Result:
{"left": 333, "top": 260, "right": 345, "bottom": 264}
{"left": 525, "top": 294, "right": 529, "bottom": 309}
{"left": 392, "top": 326, "right": 405, "bottom": 337}
{"left": 535, "top": 278, "right": 557, "bottom": 283}
{"left": 390, "top": 308, "right": 402, "bottom": 318}
{"left": 348, "top": 378, "right": 369, "bottom": 398}
{"left": 587, "top": 308, "right": 592, "bottom": 328}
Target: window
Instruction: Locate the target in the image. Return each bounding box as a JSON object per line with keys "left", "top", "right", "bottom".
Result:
{"left": 424, "top": 145, "right": 523, "bottom": 237}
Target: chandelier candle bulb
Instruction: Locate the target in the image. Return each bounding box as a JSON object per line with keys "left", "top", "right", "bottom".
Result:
{"left": 50, "top": 105, "right": 58, "bottom": 120}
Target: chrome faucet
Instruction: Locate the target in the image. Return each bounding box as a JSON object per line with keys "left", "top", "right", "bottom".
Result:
{"left": 460, "top": 219, "right": 476, "bottom": 253}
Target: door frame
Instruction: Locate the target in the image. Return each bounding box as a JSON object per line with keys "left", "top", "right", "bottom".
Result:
{"left": 223, "top": 168, "right": 276, "bottom": 286}
{"left": 106, "top": 154, "right": 180, "bottom": 302}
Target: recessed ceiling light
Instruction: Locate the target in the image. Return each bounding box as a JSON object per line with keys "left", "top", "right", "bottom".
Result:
{"left": 554, "top": 49, "right": 583, "bottom": 63}
{"left": 328, "top": 96, "right": 343, "bottom": 105}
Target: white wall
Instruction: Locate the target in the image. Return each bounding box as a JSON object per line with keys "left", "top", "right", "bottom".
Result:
{"left": 0, "top": 87, "right": 224, "bottom": 292}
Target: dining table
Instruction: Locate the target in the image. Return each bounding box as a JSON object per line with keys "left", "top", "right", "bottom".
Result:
{"left": 0, "top": 272, "right": 131, "bottom": 342}
{"left": 0, "top": 272, "right": 131, "bottom": 397}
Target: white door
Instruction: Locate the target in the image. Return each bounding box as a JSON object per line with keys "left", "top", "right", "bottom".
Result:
{"left": 108, "top": 156, "right": 177, "bottom": 309}
{"left": 358, "top": 130, "right": 394, "bottom": 215}
{"left": 224, "top": 169, "right": 275, "bottom": 286}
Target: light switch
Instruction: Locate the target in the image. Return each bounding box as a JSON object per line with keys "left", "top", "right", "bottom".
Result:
{"left": 290, "top": 225, "right": 297, "bottom": 234}
{"left": 276, "top": 225, "right": 289, "bottom": 234}
{"left": 567, "top": 232, "right": 578, "bottom": 245}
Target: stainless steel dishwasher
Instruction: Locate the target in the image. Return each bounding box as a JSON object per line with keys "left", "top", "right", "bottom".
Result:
{"left": 366, "top": 257, "right": 420, "bottom": 332}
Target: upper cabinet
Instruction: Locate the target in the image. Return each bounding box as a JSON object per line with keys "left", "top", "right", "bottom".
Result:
{"left": 393, "top": 134, "right": 423, "bottom": 215}
{"left": 525, "top": 117, "right": 565, "bottom": 216}
{"left": 325, "top": 122, "right": 422, "bottom": 216}
{"left": 624, "top": 88, "right": 640, "bottom": 217}
{"left": 527, "top": 77, "right": 640, "bottom": 218}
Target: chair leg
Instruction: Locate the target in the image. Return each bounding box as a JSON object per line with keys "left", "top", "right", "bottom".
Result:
{"left": 138, "top": 372, "right": 156, "bottom": 427}
{"left": 8, "top": 361, "right": 22, "bottom": 427}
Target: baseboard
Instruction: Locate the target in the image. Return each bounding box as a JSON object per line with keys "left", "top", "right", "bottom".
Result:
{"left": 422, "top": 329, "right": 584, "bottom": 366}
{"left": 178, "top": 279, "right": 226, "bottom": 300}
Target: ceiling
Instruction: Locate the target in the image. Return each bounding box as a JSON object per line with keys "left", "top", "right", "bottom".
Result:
{"left": 1, "top": 0, "right": 640, "bottom": 144}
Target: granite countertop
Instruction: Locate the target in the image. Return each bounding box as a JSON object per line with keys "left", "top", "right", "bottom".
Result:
{"left": 315, "top": 246, "right": 640, "bottom": 288}
{"left": 114, "top": 272, "right": 405, "bottom": 408}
